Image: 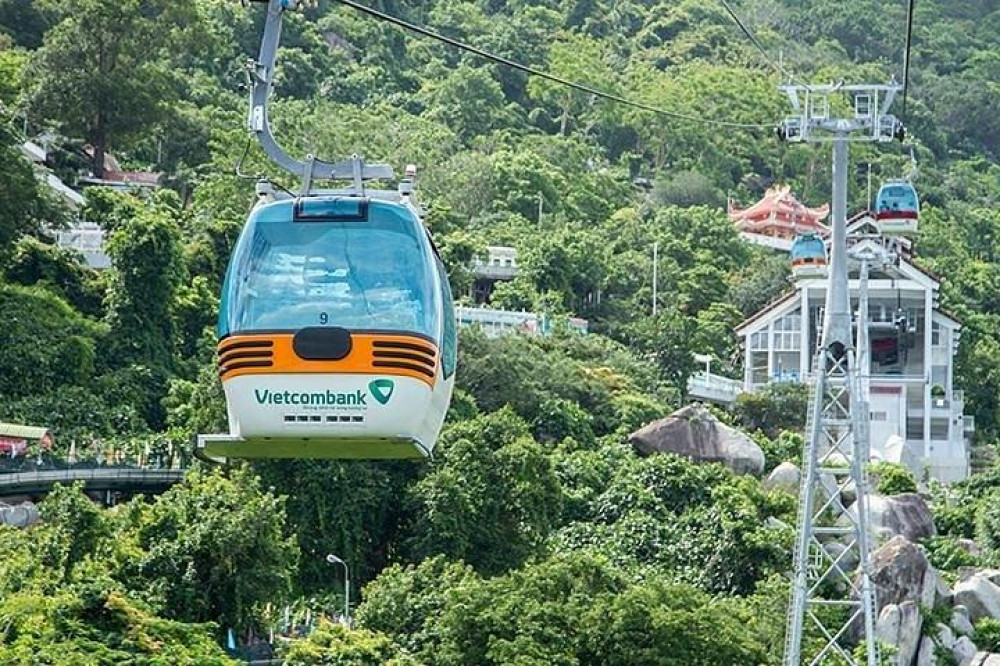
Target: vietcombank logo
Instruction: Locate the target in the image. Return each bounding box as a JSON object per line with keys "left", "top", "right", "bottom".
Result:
{"left": 368, "top": 379, "right": 395, "bottom": 405}
{"left": 252, "top": 379, "right": 395, "bottom": 407}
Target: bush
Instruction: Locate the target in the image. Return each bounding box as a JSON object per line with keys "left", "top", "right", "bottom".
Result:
{"left": 732, "top": 383, "right": 809, "bottom": 438}
{"left": 869, "top": 462, "right": 918, "bottom": 495}
{"left": 923, "top": 536, "right": 980, "bottom": 572}
{"left": 975, "top": 618, "right": 1000, "bottom": 652}
{"left": 758, "top": 430, "right": 804, "bottom": 473}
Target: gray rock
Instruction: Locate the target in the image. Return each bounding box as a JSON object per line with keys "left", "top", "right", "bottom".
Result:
{"left": 958, "top": 539, "right": 983, "bottom": 558}
{"left": 936, "top": 622, "right": 957, "bottom": 650}
{"left": 629, "top": 404, "right": 765, "bottom": 476}
{"left": 953, "top": 606, "right": 975, "bottom": 636}
{"left": 765, "top": 462, "right": 800, "bottom": 493}
{"left": 916, "top": 636, "right": 935, "bottom": 666}
{"left": 841, "top": 479, "right": 857, "bottom": 505}
{"left": 870, "top": 536, "right": 931, "bottom": 612}
{"left": 840, "top": 493, "right": 936, "bottom": 545}
{"left": 953, "top": 636, "right": 978, "bottom": 665}
{"left": 824, "top": 541, "right": 858, "bottom": 578}
{"left": 0, "top": 501, "right": 39, "bottom": 528}
{"left": 876, "top": 603, "right": 901, "bottom": 646}
{"left": 872, "top": 493, "right": 937, "bottom": 543}
{"left": 897, "top": 601, "right": 922, "bottom": 666}
{"left": 923, "top": 566, "right": 954, "bottom": 608}
{"left": 955, "top": 575, "right": 1000, "bottom": 623}
{"left": 968, "top": 653, "right": 1000, "bottom": 666}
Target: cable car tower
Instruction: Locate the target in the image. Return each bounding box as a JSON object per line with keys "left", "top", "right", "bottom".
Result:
{"left": 777, "top": 82, "right": 904, "bottom": 666}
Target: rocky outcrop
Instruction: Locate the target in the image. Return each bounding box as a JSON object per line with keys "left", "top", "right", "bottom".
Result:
{"left": 953, "top": 636, "right": 978, "bottom": 665}
{"left": 956, "top": 574, "right": 1000, "bottom": 623}
{"left": 629, "top": 404, "right": 765, "bottom": 476}
{"left": 916, "top": 636, "right": 935, "bottom": 666}
{"left": 870, "top": 536, "right": 930, "bottom": 611}
{"left": 841, "top": 493, "right": 936, "bottom": 543}
{"left": 953, "top": 606, "right": 976, "bottom": 636}
{"left": 876, "top": 602, "right": 922, "bottom": 666}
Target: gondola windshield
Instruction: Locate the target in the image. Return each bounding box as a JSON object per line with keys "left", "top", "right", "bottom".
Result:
{"left": 877, "top": 185, "right": 917, "bottom": 211}
{"left": 219, "top": 199, "right": 441, "bottom": 341}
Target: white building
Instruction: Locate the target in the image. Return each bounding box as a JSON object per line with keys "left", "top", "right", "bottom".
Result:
{"left": 455, "top": 305, "right": 587, "bottom": 338}
{"left": 735, "top": 213, "right": 973, "bottom": 483}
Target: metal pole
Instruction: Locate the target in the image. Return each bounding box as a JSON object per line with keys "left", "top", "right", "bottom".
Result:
{"left": 652, "top": 242, "right": 659, "bottom": 316}
{"left": 822, "top": 134, "right": 852, "bottom": 349}
{"left": 867, "top": 163, "right": 872, "bottom": 211}
{"left": 343, "top": 562, "right": 350, "bottom": 625}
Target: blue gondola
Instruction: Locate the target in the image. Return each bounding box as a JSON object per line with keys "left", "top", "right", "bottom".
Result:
{"left": 874, "top": 180, "right": 919, "bottom": 236}
{"left": 201, "top": 195, "right": 457, "bottom": 461}
{"left": 790, "top": 233, "right": 827, "bottom": 279}
{"left": 197, "top": 0, "right": 457, "bottom": 461}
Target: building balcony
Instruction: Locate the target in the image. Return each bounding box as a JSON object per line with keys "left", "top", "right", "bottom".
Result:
{"left": 689, "top": 372, "right": 744, "bottom": 406}
{"left": 471, "top": 246, "right": 518, "bottom": 281}
{"left": 471, "top": 263, "right": 518, "bottom": 281}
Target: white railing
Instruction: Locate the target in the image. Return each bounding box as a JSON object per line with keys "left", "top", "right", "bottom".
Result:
{"left": 688, "top": 372, "right": 743, "bottom": 404}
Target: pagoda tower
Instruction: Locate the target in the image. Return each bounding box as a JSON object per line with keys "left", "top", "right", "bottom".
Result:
{"left": 729, "top": 185, "right": 830, "bottom": 250}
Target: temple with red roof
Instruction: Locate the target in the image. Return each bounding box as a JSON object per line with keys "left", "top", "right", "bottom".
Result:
{"left": 728, "top": 185, "right": 830, "bottom": 250}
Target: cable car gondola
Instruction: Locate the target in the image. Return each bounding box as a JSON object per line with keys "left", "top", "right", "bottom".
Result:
{"left": 874, "top": 180, "right": 919, "bottom": 236}
{"left": 790, "top": 233, "right": 827, "bottom": 279}
{"left": 197, "top": 0, "right": 455, "bottom": 461}
{"left": 201, "top": 193, "right": 456, "bottom": 460}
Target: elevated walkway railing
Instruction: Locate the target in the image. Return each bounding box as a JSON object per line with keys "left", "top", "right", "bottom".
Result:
{"left": 0, "top": 463, "right": 186, "bottom": 495}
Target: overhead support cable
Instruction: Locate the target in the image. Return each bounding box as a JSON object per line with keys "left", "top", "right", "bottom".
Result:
{"left": 717, "top": 0, "right": 812, "bottom": 91}
{"left": 332, "top": 0, "right": 774, "bottom": 130}
{"left": 901, "top": 0, "right": 916, "bottom": 121}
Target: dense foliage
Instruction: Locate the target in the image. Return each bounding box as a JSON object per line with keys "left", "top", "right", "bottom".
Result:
{"left": 2, "top": 0, "right": 1000, "bottom": 661}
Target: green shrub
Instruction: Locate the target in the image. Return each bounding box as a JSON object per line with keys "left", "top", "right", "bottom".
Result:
{"left": 869, "top": 462, "right": 918, "bottom": 495}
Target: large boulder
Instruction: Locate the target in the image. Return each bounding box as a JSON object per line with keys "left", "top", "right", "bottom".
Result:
{"left": 870, "top": 536, "right": 931, "bottom": 612}
{"left": 877, "top": 602, "right": 922, "bottom": 666}
{"left": 629, "top": 403, "right": 765, "bottom": 476}
{"left": 841, "top": 493, "right": 936, "bottom": 544}
{"left": 765, "top": 462, "right": 800, "bottom": 493}
{"left": 970, "top": 654, "right": 1000, "bottom": 666}
{"left": 916, "top": 636, "right": 935, "bottom": 666}
{"left": 953, "top": 636, "right": 978, "bottom": 665}
{"left": 955, "top": 574, "right": 1000, "bottom": 623}
{"left": 953, "top": 606, "right": 976, "bottom": 636}
{"left": 0, "top": 501, "right": 39, "bottom": 528}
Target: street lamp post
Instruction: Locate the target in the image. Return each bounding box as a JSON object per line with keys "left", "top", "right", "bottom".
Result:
{"left": 326, "top": 554, "right": 350, "bottom": 626}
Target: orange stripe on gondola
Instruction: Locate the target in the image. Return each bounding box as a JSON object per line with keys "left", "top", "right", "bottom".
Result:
{"left": 217, "top": 333, "right": 438, "bottom": 387}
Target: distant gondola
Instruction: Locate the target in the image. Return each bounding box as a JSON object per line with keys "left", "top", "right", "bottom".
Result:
{"left": 790, "top": 233, "right": 827, "bottom": 279}
{"left": 875, "top": 180, "right": 919, "bottom": 236}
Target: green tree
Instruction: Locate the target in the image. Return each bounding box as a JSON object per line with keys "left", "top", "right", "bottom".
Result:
{"left": 2, "top": 236, "right": 105, "bottom": 317}
{"left": 282, "top": 620, "right": 417, "bottom": 666}
{"left": 25, "top": 0, "right": 194, "bottom": 176}
{"left": 118, "top": 468, "right": 298, "bottom": 632}
{"left": 404, "top": 410, "right": 563, "bottom": 575}
{"left": 104, "top": 208, "right": 185, "bottom": 373}
{"left": 0, "top": 284, "right": 105, "bottom": 400}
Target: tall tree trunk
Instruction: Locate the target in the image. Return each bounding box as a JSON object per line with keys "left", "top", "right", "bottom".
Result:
{"left": 91, "top": 116, "right": 106, "bottom": 179}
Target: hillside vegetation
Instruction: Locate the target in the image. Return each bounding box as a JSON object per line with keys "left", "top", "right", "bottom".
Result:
{"left": 2, "top": 0, "right": 1000, "bottom": 662}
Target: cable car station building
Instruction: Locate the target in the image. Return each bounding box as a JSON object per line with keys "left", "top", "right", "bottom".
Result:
{"left": 735, "top": 210, "right": 973, "bottom": 484}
